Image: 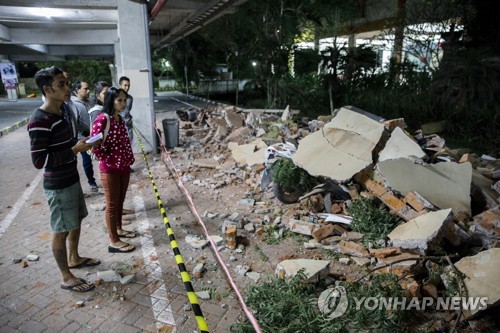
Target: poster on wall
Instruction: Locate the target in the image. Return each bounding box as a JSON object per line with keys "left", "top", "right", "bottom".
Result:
{"left": 0, "top": 63, "right": 18, "bottom": 85}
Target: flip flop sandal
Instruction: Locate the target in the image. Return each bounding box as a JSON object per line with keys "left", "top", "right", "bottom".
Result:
{"left": 117, "top": 230, "right": 136, "bottom": 238}
{"left": 60, "top": 279, "right": 95, "bottom": 292}
{"left": 108, "top": 243, "right": 135, "bottom": 253}
{"left": 69, "top": 258, "right": 101, "bottom": 269}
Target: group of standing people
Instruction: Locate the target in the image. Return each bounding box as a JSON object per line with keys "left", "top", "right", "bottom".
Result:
{"left": 27, "top": 66, "right": 137, "bottom": 292}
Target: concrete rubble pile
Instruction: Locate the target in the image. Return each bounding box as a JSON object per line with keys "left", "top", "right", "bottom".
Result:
{"left": 160, "top": 103, "right": 500, "bottom": 325}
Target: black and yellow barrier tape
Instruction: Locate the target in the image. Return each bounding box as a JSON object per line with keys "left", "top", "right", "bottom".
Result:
{"left": 133, "top": 127, "right": 209, "bottom": 333}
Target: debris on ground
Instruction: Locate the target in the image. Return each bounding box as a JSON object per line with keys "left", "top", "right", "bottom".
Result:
{"left": 155, "top": 103, "right": 500, "bottom": 332}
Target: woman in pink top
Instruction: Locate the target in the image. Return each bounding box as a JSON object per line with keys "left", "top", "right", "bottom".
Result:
{"left": 90, "top": 87, "right": 136, "bottom": 253}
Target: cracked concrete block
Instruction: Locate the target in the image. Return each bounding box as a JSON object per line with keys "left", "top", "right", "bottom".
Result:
{"left": 388, "top": 209, "right": 453, "bottom": 254}
{"left": 228, "top": 140, "right": 267, "bottom": 167}
{"left": 452, "top": 248, "right": 500, "bottom": 316}
{"left": 284, "top": 218, "right": 319, "bottom": 236}
{"left": 228, "top": 142, "right": 256, "bottom": 166}
{"left": 336, "top": 240, "right": 370, "bottom": 257}
{"left": 376, "top": 252, "right": 420, "bottom": 268}
{"left": 224, "top": 109, "right": 244, "bottom": 128}
{"left": 378, "top": 127, "right": 426, "bottom": 162}
{"left": 473, "top": 205, "right": 500, "bottom": 240}
{"left": 214, "top": 125, "right": 228, "bottom": 140}
{"left": 275, "top": 259, "right": 330, "bottom": 283}
{"left": 225, "top": 126, "right": 253, "bottom": 142}
{"left": 369, "top": 247, "right": 399, "bottom": 259}
{"left": 377, "top": 158, "right": 472, "bottom": 215}
{"left": 97, "top": 270, "right": 121, "bottom": 282}
{"left": 192, "top": 158, "right": 220, "bottom": 169}
{"left": 292, "top": 107, "right": 386, "bottom": 183}
{"left": 312, "top": 224, "right": 335, "bottom": 242}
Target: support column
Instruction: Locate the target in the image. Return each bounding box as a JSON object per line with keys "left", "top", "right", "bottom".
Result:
{"left": 116, "top": 1, "right": 157, "bottom": 153}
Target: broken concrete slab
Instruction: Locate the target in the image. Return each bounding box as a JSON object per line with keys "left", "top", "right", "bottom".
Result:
{"left": 377, "top": 158, "right": 472, "bottom": 215}
{"left": 376, "top": 252, "right": 420, "bottom": 268}
{"left": 378, "top": 127, "right": 426, "bottom": 162}
{"left": 228, "top": 140, "right": 267, "bottom": 167}
{"left": 275, "top": 259, "right": 330, "bottom": 283}
{"left": 192, "top": 159, "right": 220, "bottom": 169}
{"left": 224, "top": 109, "right": 244, "bottom": 128}
{"left": 341, "top": 231, "right": 364, "bottom": 242}
{"left": 369, "top": 247, "right": 399, "bottom": 259}
{"left": 97, "top": 270, "right": 121, "bottom": 282}
{"left": 225, "top": 126, "right": 253, "bottom": 142}
{"left": 452, "top": 248, "right": 500, "bottom": 316}
{"left": 388, "top": 209, "right": 454, "bottom": 254}
{"left": 281, "top": 105, "right": 290, "bottom": 121}
{"left": 284, "top": 218, "right": 320, "bottom": 236}
{"left": 292, "top": 107, "right": 386, "bottom": 183}
{"left": 335, "top": 240, "right": 370, "bottom": 257}
{"left": 214, "top": 126, "right": 228, "bottom": 140}
{"left": 312, "top": 224, "right": 335, "bottom": 242}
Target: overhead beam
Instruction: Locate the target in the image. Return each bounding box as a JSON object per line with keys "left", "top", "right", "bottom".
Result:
{"left": 7, "top": 54, "right": 65, "bottom": 61}
{"left": 0, "top": 24, "right": 11, "bottom": 41}
{"left": 153, "top": 0, "right": 242, "bottom": 47}
{"left": 166, "top": 0, "right": 209, "bottom": 11}
{"left": 0, "top": 0, "right": 117, "bottom": 9}
{"left": 20, "top": 44, "right": 48, "bottom": 53}
{"left": 49, "top": 45, "right": 114, "bottom": 56}
{"left": 9, "top": 28, "right": 117, "bottom": 45}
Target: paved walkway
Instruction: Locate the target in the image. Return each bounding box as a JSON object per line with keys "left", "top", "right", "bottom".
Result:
{"left": 0, "top": 118, "right": 244, "bottom": 332}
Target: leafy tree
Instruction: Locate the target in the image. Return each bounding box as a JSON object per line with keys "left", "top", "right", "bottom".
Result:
{"left": 31, "top": 60, "right": 112, "bottom": 86}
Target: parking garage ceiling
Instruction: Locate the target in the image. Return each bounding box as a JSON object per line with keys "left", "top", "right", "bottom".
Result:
{"left": 0, "top": 0, "right": 249, "bottom": 62}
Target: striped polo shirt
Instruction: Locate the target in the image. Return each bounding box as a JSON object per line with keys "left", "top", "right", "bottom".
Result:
{"left": 27, "top": 107, "right": 79, "bottom": 190}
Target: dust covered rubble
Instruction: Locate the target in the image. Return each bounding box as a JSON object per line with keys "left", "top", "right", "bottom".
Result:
{"left": 161, "top": 103, "right": 500, "bottom": 317}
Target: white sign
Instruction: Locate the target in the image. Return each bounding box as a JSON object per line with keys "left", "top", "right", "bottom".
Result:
{"left": 0, "top": 63, "right": 18, "bottom": 84}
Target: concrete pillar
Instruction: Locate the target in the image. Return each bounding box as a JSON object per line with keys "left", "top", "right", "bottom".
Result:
{"left": 112, "top": 41, "right": 121, "bottom": 85}
{"left": 116, "top": 1, "right": 157, "bottom": 153}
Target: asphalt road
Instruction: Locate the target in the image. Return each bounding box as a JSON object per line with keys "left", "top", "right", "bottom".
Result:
{"left": 0, "top": 98, "right": 42, "bottom": 131}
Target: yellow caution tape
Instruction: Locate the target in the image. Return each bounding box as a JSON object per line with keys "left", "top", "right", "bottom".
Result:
{"left": 133, "top": 127, "right": 209, "bottom": 333}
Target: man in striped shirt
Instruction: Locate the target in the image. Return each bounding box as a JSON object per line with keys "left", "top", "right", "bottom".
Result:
{"left": 28, "top": 66, "right": 101, "bottom": 292}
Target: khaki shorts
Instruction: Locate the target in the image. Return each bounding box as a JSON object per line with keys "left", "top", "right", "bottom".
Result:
{"left": 44, "top": 182, "right": 88, "bottom": 233}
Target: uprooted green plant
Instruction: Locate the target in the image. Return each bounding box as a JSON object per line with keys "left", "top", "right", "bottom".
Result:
{"left": 347, "top": 198, "right": 401, "bottom": 247}
{"left": 271, "top": 158, "right": 317, "bottom": 193}
{"left": 230, "top": 273, "right": 409, "bottom": 333}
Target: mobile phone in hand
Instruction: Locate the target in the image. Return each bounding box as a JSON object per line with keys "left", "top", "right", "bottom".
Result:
{"left": 85, "top": 132, "right": 103, "bottom": 143}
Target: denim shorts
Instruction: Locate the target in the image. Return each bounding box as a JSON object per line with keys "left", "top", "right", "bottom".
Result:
{"left": 44, "top": 182, "right": 88, "bottom": 233}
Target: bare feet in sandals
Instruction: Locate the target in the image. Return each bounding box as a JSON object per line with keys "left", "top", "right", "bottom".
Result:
{"left": 117, "top": 229, "right": 136, "bottom": 238}
{"left": 60, "top": 278, "right": 95, "bottom": 292}
{"left": 108, "top": 241, "right": 135, "bottom": 253}
{"left": 68, "top": 257, "right": 101, "bottom": 269}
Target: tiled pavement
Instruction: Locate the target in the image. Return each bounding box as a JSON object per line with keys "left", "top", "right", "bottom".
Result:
{"left": 0, "top": 126, "right": 246, "bottom": 332}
